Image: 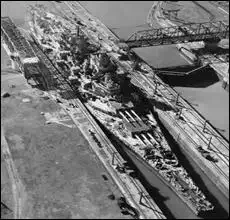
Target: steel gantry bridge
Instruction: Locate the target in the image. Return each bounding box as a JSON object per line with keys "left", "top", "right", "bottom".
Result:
{"left": 1, "top": 17, "right": 38, "bottom": 60}
{"left": 1, "top": 16, "right": 53, "bottom": 89}
{"left": 125, "top": 21, "right": 229, "bottom": 48}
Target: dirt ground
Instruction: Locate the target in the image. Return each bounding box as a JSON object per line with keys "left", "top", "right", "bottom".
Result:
{"left": 1, "top": 66, "right": 130, "bottom": 218}
{"left": 1, "top": 157, "right": 14, "bottom": 219}
{"left": 163, "top": 1, "right": 229, "bottom": 24}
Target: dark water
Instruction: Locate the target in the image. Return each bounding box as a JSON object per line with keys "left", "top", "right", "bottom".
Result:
{"left": 175, "top": 82, "right": 229, "bottom": 140}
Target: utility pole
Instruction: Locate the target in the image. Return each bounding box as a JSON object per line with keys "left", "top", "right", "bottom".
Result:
{"left": 139, "top": 192, "right": 144, "bottom": 204}
{"left": 112, "top": 152, "right": 116, "bottom": 165}
{"left": 207, "top": 136, "right": 212, "bottom": 150}
{"left": 203, "top": 119, "right": 208, "bottom": 132}
{"left": 175, "top": 93, "right": 179, "bottom": 105}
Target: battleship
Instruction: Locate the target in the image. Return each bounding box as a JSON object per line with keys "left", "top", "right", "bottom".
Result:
{"left": 24, "top": 4, "right": 217, "bottom": 215}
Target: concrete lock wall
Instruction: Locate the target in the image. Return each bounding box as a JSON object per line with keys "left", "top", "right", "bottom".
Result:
{"left": 157, "top": 113, "right": 229, "bottom": 214}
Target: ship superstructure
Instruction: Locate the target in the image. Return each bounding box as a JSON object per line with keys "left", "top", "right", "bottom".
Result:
{"left": 27, "top": 4, "right": 216, "bottom": 215}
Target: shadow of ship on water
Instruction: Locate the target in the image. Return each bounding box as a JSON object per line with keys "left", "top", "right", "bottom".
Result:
{"left": 158, "top": 66, "right": 220, "bottom": 88}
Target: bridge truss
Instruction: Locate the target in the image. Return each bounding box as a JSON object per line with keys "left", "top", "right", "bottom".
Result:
{"left": 1, "top": 16, "right": 52, "bottom": 90}
{"left": 125, "top": 21, "right": 229, "bottom": 48}
{"left": 1, "top": 16, "right": 37, "bottom": 59}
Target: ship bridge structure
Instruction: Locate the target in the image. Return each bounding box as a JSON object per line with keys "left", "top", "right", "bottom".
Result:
{"left": 1, "top": 16, "right": 52, "bottom": 89}
{"left": 125, "top": 21, "right": 229, "bottom": 48}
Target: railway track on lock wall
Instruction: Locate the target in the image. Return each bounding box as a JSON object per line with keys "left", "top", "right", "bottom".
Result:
{"left": 110, "top": 54, "right": 229, "bottom": 186}
{"left": 117, "top": 67, "right": 229, "bottom": 188}
{"left": 131, "top": 70, "right": 230, "bottom": 184}
{"left": 144, "top": 73, "right": 229, "bottom": 154}
{"left": 137, "top": 74, "right": 229, "bottom": 181}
